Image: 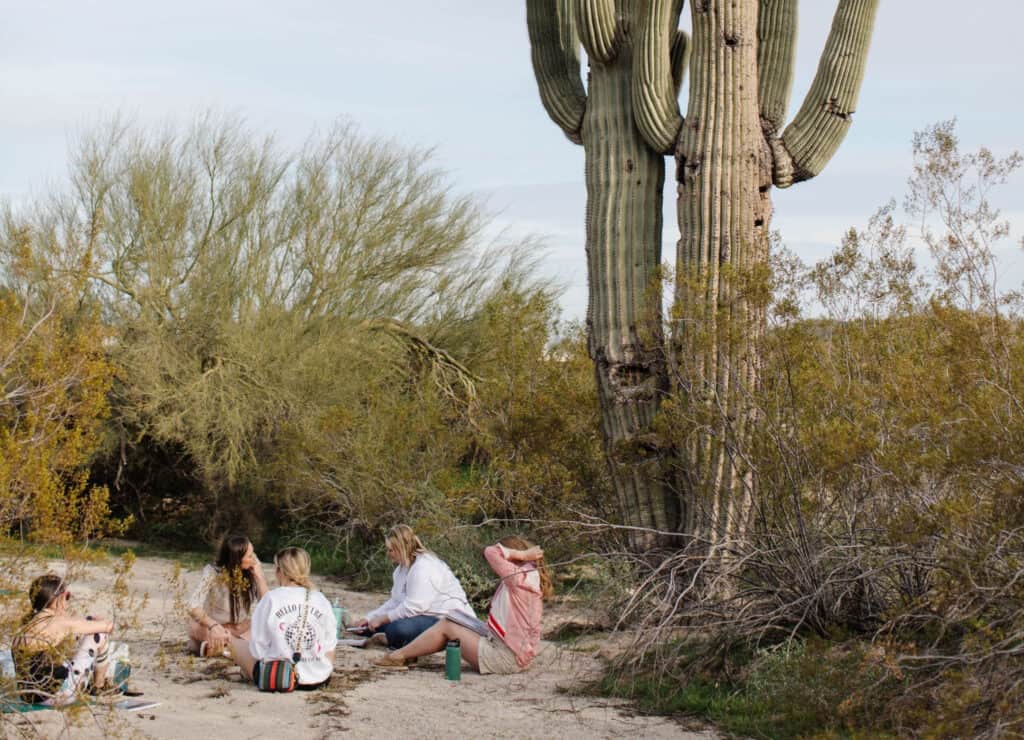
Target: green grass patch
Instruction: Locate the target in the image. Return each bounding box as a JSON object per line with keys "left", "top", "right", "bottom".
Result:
{"left": 592, "top": 637, "right": 906, "bottom": 739}
{"left": 98, "top": 540, "right": 209, "bottom": 570}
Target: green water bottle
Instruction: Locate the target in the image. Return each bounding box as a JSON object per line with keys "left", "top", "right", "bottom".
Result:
{"left": 332, "top": 599, "right": 345, "bottom": 638}
{"left": 445, "top": 639, "right": 461, "bottom": 681}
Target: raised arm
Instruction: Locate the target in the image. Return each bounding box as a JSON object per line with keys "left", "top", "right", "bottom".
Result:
{"left": 484, "top": 544, "right": 545, "bottom": 581}
{"left": 242, "top": 550, "right": 270, "bottom": 599}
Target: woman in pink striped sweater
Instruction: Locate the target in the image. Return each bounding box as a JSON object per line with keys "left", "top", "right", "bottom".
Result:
{"left": 374, "top": 536, "right": 552, "bottom": 673}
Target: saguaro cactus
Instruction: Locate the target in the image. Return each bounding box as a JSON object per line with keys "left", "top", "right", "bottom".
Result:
{"left": 527, "top": 0, "right": 690, "bottom": 548}
{"left": 526, "top": 0, "right": 878, "bottom": 553}
{"left": 636, "top": 0, "right": 877, "bottom": 554}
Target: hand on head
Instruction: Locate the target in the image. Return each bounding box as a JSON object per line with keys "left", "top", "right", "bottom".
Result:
{"left": 521, "top": 546, "right": 544, "bottom": 562}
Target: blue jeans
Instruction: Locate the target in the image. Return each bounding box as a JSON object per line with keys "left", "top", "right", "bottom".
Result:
{"left": 382, "top": 615, "right": 439, "bottom": 648}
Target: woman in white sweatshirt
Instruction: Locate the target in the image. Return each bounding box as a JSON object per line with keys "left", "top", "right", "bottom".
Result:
{"left": 229, "top": 547, "right": 337, "bottom": 691}
{"left": 353, "top": 525, "right": 475, "bottom": 648}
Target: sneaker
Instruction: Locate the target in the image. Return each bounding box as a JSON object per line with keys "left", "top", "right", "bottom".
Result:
{"left": 373, "top": 653, "right": 409, "bottom": 670}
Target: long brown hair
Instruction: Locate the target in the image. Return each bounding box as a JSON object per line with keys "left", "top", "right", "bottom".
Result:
{"left": 21, "top": 573, "right": 66, "bottom": 624}
{"left": 215, "top": 533, "right": 258, "bottom": 623}
{"left": 499, "top": 536, "right": 553, "bottom": 599}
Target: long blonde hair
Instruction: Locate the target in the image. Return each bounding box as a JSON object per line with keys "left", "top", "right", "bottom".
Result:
{"left": 274, "top": 547, "right": 313, "bottom": 589}
{"left": 385, "top": 524, "right": 427, "bottom": 568}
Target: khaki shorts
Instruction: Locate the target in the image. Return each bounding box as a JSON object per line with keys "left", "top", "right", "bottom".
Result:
{"left": 477, "top": 636, "right": 522, "bottom": 675}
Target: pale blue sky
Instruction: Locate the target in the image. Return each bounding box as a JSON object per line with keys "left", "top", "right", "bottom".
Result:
{"left": 2, "top": 1, "right": 1022, "bottom": 319}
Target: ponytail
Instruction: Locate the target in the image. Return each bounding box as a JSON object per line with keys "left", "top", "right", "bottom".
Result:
{"left": 274, "top": 547, "right": 313, "bottom": 590}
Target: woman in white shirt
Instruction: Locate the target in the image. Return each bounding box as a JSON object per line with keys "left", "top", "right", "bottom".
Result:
{"left": 353, "top": 524, "right": 475, "bottom": 648}
{"left": 229, "top": 547, "right": 337, "bottom": 690}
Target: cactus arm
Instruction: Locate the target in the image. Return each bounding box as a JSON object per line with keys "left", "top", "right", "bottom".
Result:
{"left": 670, "top": 28, "right": 690, "bottom": 99}
{"left": 774, "top": 0, "right": 879, "bottom": 186}
{"left": 632, "top": 0, "right": 685, "bottom": 155}
{"left": 527, "top": 0, "right": 589, "bottom": 145}
{"left": 576, "top": 0, "right": 620, "bottom": 63}
{"left": 757, "top": 0, "right": 798, "bottom": 136}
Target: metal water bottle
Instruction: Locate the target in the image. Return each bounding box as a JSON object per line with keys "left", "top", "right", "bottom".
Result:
{"left": 444, "top": 639, "right": 461, "bottom": 681}
{"left": 332, "top": 599, "right": 345, "bottom": 638}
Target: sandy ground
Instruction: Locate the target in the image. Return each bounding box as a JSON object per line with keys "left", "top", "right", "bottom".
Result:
{"left": 2, "top": 554, "right": 717, "bottom": 739}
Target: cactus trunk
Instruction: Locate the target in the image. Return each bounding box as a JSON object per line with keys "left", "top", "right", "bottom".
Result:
{"left": 526, "top": 0, "right": 878, "bottom": 556}
{"left": 584, "top": 24, "right": 679, "bottom": 548}
{"left": 674, "top": 0, "right": 770, "bottom": 555}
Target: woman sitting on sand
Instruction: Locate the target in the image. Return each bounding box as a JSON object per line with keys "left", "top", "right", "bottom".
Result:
{"left": 353, "top": 524, "right": 476, "bottom": 649}
{"left": 187, "top": 533, "right": 269, "bottom": 657}
{"left": 374, "top": 536, "right": 552, "bottom": 673}
{"left": 228, "top": 547, "right": 337, "bottom": 690}
{"left": 12, "top": 574, "right": 118, "bottom": 705}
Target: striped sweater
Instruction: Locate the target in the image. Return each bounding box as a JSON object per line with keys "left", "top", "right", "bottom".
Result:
{"left": 484, "top": 544, "right": 543, "bottom": 669}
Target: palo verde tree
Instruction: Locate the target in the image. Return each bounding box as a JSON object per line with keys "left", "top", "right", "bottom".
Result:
{"left": 526, "top": 0, "right": 878, "bottom": 554}
{"left": 2, "top": 116, "right": 526, "bottom": 537}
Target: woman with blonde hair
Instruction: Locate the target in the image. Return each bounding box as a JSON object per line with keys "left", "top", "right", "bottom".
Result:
{"left": 375, "top": 536, "right": 552, "bottom": 674}
{"left": 229, "top": 547, "right": 337, "bottom": 690}
{"left": 353, "top": 524, "right": 475, "bottom": 648}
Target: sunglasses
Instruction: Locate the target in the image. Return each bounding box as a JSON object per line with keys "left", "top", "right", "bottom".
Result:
{"left": 47, "top": 588, "right": 71, "bottom": 607}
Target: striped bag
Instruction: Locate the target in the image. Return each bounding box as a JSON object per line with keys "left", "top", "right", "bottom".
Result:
{"left": 254, "top": 659, "right": 297, "bottom": 693}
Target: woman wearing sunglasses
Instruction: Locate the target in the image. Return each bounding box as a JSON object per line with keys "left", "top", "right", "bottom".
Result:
{"left": 12, "top": 573, "right": 116, "bottom": 705}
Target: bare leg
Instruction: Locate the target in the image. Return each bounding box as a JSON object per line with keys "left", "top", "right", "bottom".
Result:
{"left": 390, "top": 619, "right": 481, "bottom": 670}
{"left": 228, "top": 636, "right": 257, "bottom": 680}
{"left": 231, "top": 620, "right": 252, "bottom": 640}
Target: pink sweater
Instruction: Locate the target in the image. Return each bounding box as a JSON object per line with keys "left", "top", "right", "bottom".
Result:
{"left": 484, "top": 544, "right": 543, "bottom": 668}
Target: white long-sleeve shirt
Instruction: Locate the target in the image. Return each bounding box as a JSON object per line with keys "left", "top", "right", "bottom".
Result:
{"left": 366, "top": 552, "right": 475, "bottom": 623}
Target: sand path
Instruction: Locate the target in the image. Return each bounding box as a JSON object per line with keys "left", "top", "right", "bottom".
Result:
{"left": 3, "top": 554, "right": 715, "bottom": 739}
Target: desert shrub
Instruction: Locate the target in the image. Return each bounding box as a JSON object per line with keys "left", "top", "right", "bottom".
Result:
{"left": 0, "top": 236, "right": 125, "bottom": 543}
{"left": 613, "top": 121, "right": 1024, "bottom": 736}
{"left": 273, "top": 278, "right": 611, "bottom": 584}
{"left": 1, "top": 115, "right": 608, "bottom": 550}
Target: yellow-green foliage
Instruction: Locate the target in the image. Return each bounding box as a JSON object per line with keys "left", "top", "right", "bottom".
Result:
{"left": 0, "top": 277, "right": 124, "bottom": 543}
{"left": 1, "top": 116, "right": 607, "bottom": 543}
{"left": 275, "top": 282, "right": 610, "bottom": 542}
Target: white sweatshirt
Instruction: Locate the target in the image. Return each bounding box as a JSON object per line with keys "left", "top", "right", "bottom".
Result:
{"left": 366, "top": 552, "right": 475, "bottom": 623}
{"left": 249, "top": 586, "right": 337, "bottom": 685}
